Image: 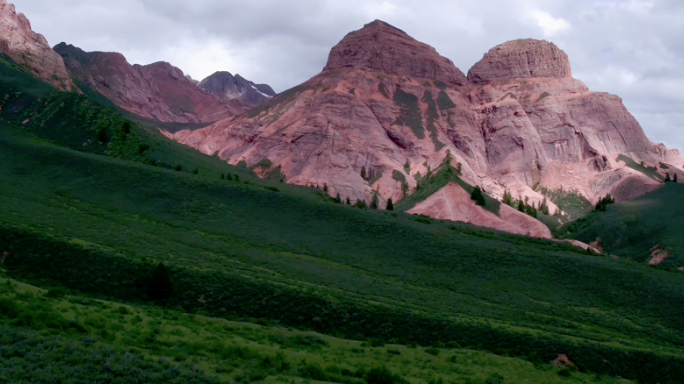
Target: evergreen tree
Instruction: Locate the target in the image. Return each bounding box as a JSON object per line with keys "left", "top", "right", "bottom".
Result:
{"left": 220, "top": 173, "right": 225, "bottom": 180}
{"left": 443, "top": 150, "right": 452, "bottom": 166}
{"left": 147, "top": 263, "right": 172, "bottom": 300}
{"left": 665, "top": 172, "right": 672, "bottom": 182}
{"left": 356, "top": 199, "right": 367, "bottom": 209}
{"left": 517, "top": 200, "right": 525, "bottom": 212}
{"left": 370, "top": 193, "right": 379, "bottom": 209}
{"left": 361, "top": 167, "right": 367, "bottom": 180}
{"left": 324, "top": 184, "right": 329, "bottom": 193}
{"left": 540, "top": 197, "right": 549, "bottom": 215}
{"left": 675, "top": 174, "right": 679, "bottom": 183}
{"left": 386, "top": 198, "right": 394, "bottom": 211}
{"left": 235, "top": 175, "right": 240, "bottom": 181}
{"left": 346, "top": 197, "right": 351, "bottom": 205}
{"left": 503, "top": 190, "right": 514, "bottom": 207}
{"left": 470, "top": 186, "right": 486, "bottom": 207}
{"left": 227, "top": 173, "right": 233, "bottom": 181}
{"left": 334, "top": 193, "right": 342, "bottom": 204}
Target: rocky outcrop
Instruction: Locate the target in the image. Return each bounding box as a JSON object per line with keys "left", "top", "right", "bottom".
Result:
{"left": 325, "top": 20, "right": 468, "bottom": 86}
{"left": 0, "top": 0, "right": 75, "bottom": 91}
{"left": 166, "top": 21, "right": 683, "bottom": 236}
{"left": 408, "top": 183, "right": 551, "bottom": 238}
{"left": 468, "top": 39, "right": 572, "bottom": 84}
{"left": 199, "top": 71, "right": 275, "bottom": 106}
{"left": 53, "top": 43, "right": 259, "bottom": 123}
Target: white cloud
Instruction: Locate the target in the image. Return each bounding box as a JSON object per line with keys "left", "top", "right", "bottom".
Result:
{"left": 529, "top": 10, "right": 571, "bottom": 37}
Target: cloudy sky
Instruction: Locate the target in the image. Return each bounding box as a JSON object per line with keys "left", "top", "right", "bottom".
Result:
{"left": 12, "top": 0, "right": 684, "bottom": 150}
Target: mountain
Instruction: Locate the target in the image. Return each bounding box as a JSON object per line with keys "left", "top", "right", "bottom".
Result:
{"left": 0, "top": 0, "right": 75, "bottom": 91}
{"left": 166, "top": 20, "right": 683, "bottom": 235}
{"left": 199, "top": 71, "right": 276, "bottom": 106}
{"left": 52, "top": 43, "right": 273, "bottom": 124}
{"left": 2, "top": 24, "right": 684, "bottom": 384}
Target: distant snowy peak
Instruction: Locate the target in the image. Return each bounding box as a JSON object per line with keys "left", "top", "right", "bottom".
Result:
{"left": 199, "top": 71, "right": 276, "bottom": 107}
{"left": 250, "top": 83, "right": 274, "bottom": 99}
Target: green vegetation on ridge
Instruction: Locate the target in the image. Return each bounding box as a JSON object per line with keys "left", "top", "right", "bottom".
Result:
{"left": 561, "top": 183, "right": 684, "bottom": 268}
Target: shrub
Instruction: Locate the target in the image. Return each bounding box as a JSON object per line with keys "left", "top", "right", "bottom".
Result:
{"left": 97, "top": 127, "right": 111, "bottom": 144}
{"left": 138, "top": 143, "right": 151, "bottom": 154}
{"left": 365, "top": 366, "right": 408, "bottom": 384}
{"left": 485, "top": 373, "right": 506, "bottom": 384}
{"left": 192, "top": 168, "right": 199, "bottom": 175}
{"left": 425, "top": 347, "right": 440, "bottom": 356}
{"left": 174, "top": 165, "right": 183, "bottom": 172}
{"left": 300, "top": 361, "right": 327, "bottom": 381}
{"left": 558, "top": 368, "right": 572, "bottom": 377}
{"left": 0, "top": 297, "right": 20, "bottom": 318}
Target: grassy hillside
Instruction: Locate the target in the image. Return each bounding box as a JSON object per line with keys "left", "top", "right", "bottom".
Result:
{"left": 0, "top": 276, "right": 626, "bottom": 384}
{"left": 0, "top": 57, "right": 683, "bottom": 383}
{"left": 560, "top": 183, "right": 684, "bottom": 267}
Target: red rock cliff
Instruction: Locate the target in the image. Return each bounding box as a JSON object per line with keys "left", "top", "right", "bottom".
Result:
{"left": 468, "top": 39, "right": 572, "bottom": 84}
{"left": 0, "top": 0, "right": 76, "bottom": 91}
{"left": 166, "top": 22, "right": 682, "bottom": 235}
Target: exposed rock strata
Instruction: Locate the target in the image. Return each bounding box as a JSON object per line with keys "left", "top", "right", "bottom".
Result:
{"left": 53, "top": 43, "right": 260, "bottom": 123}
{"left": 0, "top": 0, "right": 75, "bottom": 91}
{"left": 325, "top": 20, "right": 467, "bottom": 86}
{"left": 166, "top": 21, "right": 683, "bottom": 235}
{"left": 468, "top": 39, "right": 571, "bottom": 83}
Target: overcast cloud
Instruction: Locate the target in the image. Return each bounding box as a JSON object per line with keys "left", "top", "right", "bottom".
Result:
{"left": 11, "top": 0, "right": 684, "bottom": 150}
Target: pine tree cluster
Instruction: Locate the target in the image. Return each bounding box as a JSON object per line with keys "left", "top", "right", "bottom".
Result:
{"left": 503, "top": 190, "right": 549, "bottom": 218}
{"left": 595, "top": 194, "right": 615, "bottom": 212}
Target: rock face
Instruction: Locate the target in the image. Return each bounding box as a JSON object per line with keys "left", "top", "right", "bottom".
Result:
{"left": 325, "top": 20, "right": 468, "bottom": 86}
{"left": 53, "top": 43, "right": 272, "bottom": 124}
{"left": 0, "top": 0, "right": 75, "bottom": 91}
{"left": 468, "top": 39, "right": 572, "bottom": 84}
{"left": 166, "top": 21, "right": 683, "bottom": 235}
{"left": 199, "top": 71, "right": 275, "bottom": 106}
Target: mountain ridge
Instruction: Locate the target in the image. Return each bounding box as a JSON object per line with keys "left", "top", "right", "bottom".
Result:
{"left": 166, "top": 19, "right": 683, "bottom": 236}
{"left": 52, "top": 42, "right": 275, "bottom": 124}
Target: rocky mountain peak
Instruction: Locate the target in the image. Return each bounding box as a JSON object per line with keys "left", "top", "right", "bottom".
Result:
{"left": 0, "top": 1, "right": 76, "bottom": 91}
{"left": 468, "top": 39, "right": 572, "bottom": 84}
{"left": 199, "top": 71, "right": 275, "bottom": 105}
{"left": 324, "top": 19, "right": 467, "bottom": 86}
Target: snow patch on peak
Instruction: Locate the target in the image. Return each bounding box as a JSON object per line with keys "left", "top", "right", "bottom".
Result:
{"left": 251, "top": 84, "right": 273, "bottom": 98}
